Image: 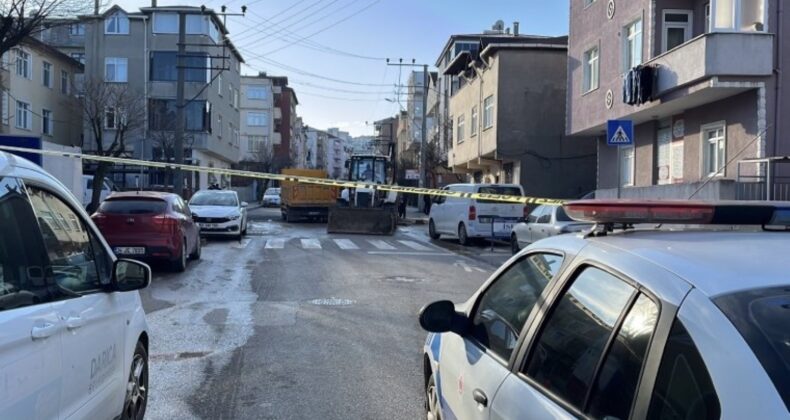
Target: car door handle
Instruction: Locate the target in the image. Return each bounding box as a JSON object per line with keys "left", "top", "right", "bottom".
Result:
{"left": 65, "top": 316, "right": 86, "bottom": 330}
{"left": 472, "top": 389, "right": 488, "bottom": 407}
{"left": 31, "top": 322, "right": 59, "bottom": 339}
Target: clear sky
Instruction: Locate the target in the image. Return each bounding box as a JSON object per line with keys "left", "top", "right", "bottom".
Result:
{"left": 115, "top": 0, "right": 570, "bottom": 136}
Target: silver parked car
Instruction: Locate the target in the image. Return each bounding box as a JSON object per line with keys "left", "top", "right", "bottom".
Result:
{"left": 262, "top": 187, "right": 281, "bottom": 207}
{"left": 510, "top": 204, "right": 592, "bottom": 254}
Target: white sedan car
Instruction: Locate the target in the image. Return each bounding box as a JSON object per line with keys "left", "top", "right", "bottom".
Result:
{"left": 189, "top": 190, "right": 248, "bottom": 239}
{"left": 421, "top": 200, "right": 789, "bottom": 420}
{"left": 0, "top": 151, "right": 152, "bottom": 420}
{"left": 262, "top": 187, "right": 281, "bottom": 207}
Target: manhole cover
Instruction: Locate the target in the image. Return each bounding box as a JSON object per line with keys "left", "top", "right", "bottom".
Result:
{"left": 309, "top": 297, "right": 356, "bottom": 306}
{"left": 381, "top": 276, "right": 424, "bottom": 283}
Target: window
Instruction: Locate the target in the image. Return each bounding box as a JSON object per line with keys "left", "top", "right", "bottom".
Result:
{"left": 42, "top": 109, "right": 52, "bottom": 135}
{"left": 232, "top": 87, "right": 239, "bottom": 108}
{"left": 525, "top": 267, "right": 635, "bottom": 409}
{"left": 248, "top": 86, "right": 268, "bottom": 100}
{"left": 647, "top": 320, "right": 720, "bottom": 419}
{"left": 587, "top": 294, "right": 659, "bottom": 419}
{"left": 209, "top": 21, "right": 220, "bottom": 42}
{"left": 702, "top": 122, "right": 726, "bottom": 176}
{"left": 483, "top": 95, "right": 494, "bottom": 129}
{"left": 149, "top": 99, "right": 209, "bottom": 131}
{"left": 457, "top": 114, "right": 465, "bottom": 143}
{"left": 470, "top": 106, "right": 478, "bottom": 136}
{"left": 27, "top": 186, "right": 109, "bottom": 295}
{"left": 16, "top": 49, "right": 31, "bottom": 79}
{"left": 705, "top": 3, "right": 712, "bottom": 32}
{"left": 105, "top": 57, "right": 128, "bottom": 82}
{"left": 537, "top": 208, "right": 552, "bottom": 224}
{"left": 471, "top": 253, "right": 563, "bottom": 360}
{"left": 663, "top": 10, "right": 693, "bottom": 52}
{"left": 620, "top": 145, "right": 635, "bottom": 186}
{"left": 15, "top": 101, "right": 31, "bottom": 130}
{"left": 105, "top": 107, "right": 118, "bottom": 129}
{"left": 42, "top": 62, "right": 52, "bottom": 88}
{"left": 527, "top": 206, "right": 544, "bottom": 223}
{"left": 69, "top": 23, "right": 85, "bottom": 35}
{"left": 583, "top": 46, "right": 599, "bottom": 92}
{"left": 150, "top": 52, "right": 208, "bottom": 82}
{"left": 711, "top": 0, "right": 766, "bottom": 32}
{"left": 623, "top": 19, "right": 643, "bottom": 72}
{"left": 153, "top": 13, "right": 178, "bottom": 33}
{"left": 0, "top": 177, "right": 54, "bottom": 313}
{"left": 247, "top": 112, "right": 268, "bottom": 127}
{"left": 105, "top": 12, "right": 129, "bottom": 34}
{"left": 70, "top": 52, "right": 85, "bottom": 65}
{"left": 60, "top": 70, "right": 69, "bottom": 95}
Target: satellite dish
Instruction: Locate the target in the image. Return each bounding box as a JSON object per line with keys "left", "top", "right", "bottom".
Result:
{"left": 494, "top": 20, "right": 505, "bottom": 31}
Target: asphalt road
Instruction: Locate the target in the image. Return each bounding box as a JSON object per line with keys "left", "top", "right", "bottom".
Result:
{"left": 139, "top": 206, "right": 509, "bottom": 420}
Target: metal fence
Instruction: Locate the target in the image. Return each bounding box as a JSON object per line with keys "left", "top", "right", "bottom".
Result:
{"left": 736, "top": 157, "right": 790, "bottom": 201}
{"left": 736, "top": 180, "right": 790, "bottom": 201}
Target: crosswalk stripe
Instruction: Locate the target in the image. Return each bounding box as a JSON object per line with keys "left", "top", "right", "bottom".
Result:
{"left": 333, "top": 239, "right": 358, "bottom": 250}
{"left": 368, "top": 240, "right": 395, "bottom": 250}
{"left": 398, "top": 240, "right": 431, "bottom": 251}
{"left": 265, "top": 238, "right": 285, "bottom": 249}
{"left": 301, "top": 238, "right": 322, "bottom": 249}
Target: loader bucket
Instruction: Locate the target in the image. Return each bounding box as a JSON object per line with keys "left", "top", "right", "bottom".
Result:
{"left": 327, "top": 206, "right": 397, "bottom": 235}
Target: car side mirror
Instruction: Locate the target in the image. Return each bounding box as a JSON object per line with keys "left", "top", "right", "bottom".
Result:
{"left": 241, "top": 201, "right": 249, "bottom": 208}
{"left": 419, "top": 300, "right": 467, "bottom": 334}
{"left": 112, "top": 259, "right": 151, "bottom": 291}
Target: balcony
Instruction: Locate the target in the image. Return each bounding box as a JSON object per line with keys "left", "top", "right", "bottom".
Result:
{"left": 191, "top": 133, "right": 240, "bottom": 163}
{"left": 647, "top": 31, "right": 773, "bottom": 97}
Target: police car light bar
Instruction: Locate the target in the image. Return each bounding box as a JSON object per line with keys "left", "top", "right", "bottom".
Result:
{"left": 563, "top": 200, "right": 790, "bottom": 226}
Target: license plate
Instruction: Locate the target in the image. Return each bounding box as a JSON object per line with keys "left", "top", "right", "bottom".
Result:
{"left": 114, "top": 247, "right": 145, "bottom": 255}
{"left": 200, "top": 223, "right": 219, "bottom": 228}
{"left": 493, "top": 222, "right": 514, "bottom": 235}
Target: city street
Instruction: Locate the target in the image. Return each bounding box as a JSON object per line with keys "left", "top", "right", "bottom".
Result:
{"left": 139, "top": 206, "right": 508, "bottom": 420}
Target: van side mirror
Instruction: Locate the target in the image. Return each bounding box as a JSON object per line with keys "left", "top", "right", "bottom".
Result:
{"left": 112, "top": 259, "right": 151, "bottom": 291}
{"left": 419, "top": 300, "right": 468, "bottom": 334}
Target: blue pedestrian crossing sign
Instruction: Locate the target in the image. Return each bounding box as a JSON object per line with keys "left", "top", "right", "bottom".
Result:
{"left": 607, "top": 120, "right": 633, "bottom": 146}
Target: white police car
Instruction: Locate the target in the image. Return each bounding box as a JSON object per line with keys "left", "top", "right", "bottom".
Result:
{"left": 420, "top": 200, "right": 789, "bottom": 420}
{"left": 0, "top": 151, "right": 152, "bottom": 420}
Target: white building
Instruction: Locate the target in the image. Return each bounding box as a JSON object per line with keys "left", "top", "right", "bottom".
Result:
{"left": 240, "top": 74, "right": 274, "bottom": 163}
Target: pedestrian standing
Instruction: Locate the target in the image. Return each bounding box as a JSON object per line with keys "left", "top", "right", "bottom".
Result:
{"left": 398, "top": 194, "right": 407, "bottom": 219}
{"left": 423, "top": 194, "right": 431, "bottom": 215}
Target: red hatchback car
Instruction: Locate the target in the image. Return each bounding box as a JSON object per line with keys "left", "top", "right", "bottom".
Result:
{"left": 92, "top": 191, "right": 201, "bottom": 271}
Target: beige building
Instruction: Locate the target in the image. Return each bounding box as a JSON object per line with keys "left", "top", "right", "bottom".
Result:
{"left": 1, "top": 37, "right": 83, "bottom": 146}
{"left": 240, "top": 74, "right": 274, "bottom": 163}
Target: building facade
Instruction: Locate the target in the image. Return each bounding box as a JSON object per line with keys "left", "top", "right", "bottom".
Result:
{"left": 443, "top": 35, "right": 596, "bottom": 199}
{"left": 568, "top": 0, "right": 790, "bottom": 200}
{"left": 270, "top": 76, "right": 298, "bottom": 165}
{"left": 80, "top": 5, "right": 244, "bottom": 190}
{"left": 239, "top": 73, "right": 274, "bottom": 164}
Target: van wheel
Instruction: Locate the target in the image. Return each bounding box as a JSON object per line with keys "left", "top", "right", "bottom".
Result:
{"left": 429, "top": 220, "right": 440, "bottom": 240}
{"left": 121, "top": 341, "right": 148, "bottom": 420}
{"left": 458, "top": 223, "right": 469, "bottom": 246}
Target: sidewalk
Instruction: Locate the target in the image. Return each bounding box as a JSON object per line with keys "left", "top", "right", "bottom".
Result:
{"left": 398, "top": 206, "right": 428, "bottom": 226}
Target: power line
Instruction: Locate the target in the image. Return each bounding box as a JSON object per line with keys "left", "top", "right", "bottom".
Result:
{"left": 240, "top": 54, "right": 394, "bottom": 87}
{"left": 233, "top": 0, "right": 345, "bottom": 45}
{"left": 231, "top": 0, "right": 326, "bottom": 40}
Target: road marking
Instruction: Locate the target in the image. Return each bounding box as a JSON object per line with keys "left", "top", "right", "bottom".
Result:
{"left": 367, "top": 251, "right": 454, "bottom": 256}
{"left": 333, "top": 239, "right": 359, "bottom": 250}
{"left": 398, "top": 240, "right": 431, "bottom": 251}
{"left": 233, "top": 238, "right": 253, "bottom": 249}
{"left": 368, "top": 240, "right": 395, "bottom": 250}
{"left": 454, "top": 260, "right": 486, "bottom": 273}
{"left": 265, "top": 238, "right": 285, "bottom": 249}
{"left": 301, "top": 238, "right": 322, "bottom": 249}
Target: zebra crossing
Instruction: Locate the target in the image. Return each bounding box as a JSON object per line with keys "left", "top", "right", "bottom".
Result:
{"left": 258, "top": 237, "right": 449, "bottom": 254}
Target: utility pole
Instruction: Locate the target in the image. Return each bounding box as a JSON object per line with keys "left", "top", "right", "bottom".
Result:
{"left": 386, "top": 58, "right": 431, "bottom": 211}
{"left": 174, "top": 12, "right": 186, "bottom": 197}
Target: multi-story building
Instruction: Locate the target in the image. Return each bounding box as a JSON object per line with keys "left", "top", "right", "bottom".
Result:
{"left": 568, "top": 0, "right": 789, "bottom": 200}
{"left": 441, "top": 34, "right": 596, "bottom": 198}
{"left": 37, "top": 19, "right": 87, "bottom": 65}
{"left": 402, "top": 71, "right": 429, "bottom": 160}
{"left": 79, "top": 4, "right": 244, "bottom": 190}
{"left": 270, "top": 76, "right": 298, "bottom": 165}
{"left": 374, "top": 116, "right": 398, "bottom": 157}
{"left": 1, "top": 37, "right": 83, "bottom": 145}
{"left": 240, "top": 73, "right": 274, "bottom": 164}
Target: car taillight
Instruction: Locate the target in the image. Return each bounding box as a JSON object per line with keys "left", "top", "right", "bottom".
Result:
{"left": 154, "top": 214, "right": 179, "bottom": 233}
{"left": 468, "top": 205, "right": 476, "bottom": 221}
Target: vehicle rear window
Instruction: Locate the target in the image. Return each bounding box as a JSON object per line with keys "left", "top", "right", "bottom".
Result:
{"left": 98, "top": 199, "right": 167, "bottom": 215}
{"left": 714, "top": 286, "right": 790, "bottom": 410}
{"left": 476, "top": 186, "right": 522, "bottom": 204}
{"left": 555, "top": 206, "right": 572, "bottom": 222}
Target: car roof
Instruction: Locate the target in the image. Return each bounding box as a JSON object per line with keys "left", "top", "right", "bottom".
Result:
{"left": 106, "top": 191, "right": 175, "bottom": 200}
{"left": 538, "top": 229, "right": 789, "bottom": 298}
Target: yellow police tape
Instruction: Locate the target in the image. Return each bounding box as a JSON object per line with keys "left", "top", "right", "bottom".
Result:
{"left": 0, "top": 145, "right": 567, "bottom": 205}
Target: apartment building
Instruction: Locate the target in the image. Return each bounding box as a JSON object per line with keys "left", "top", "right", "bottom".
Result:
{"left": 568, "top": 0, "right": 789, "bottom": 199}
{"left": 240, "top": 73, "right": 274, "bottom": 164}
{"left": 374, "top": 116, "right": 398, "bottom": 157}
{"left": 1, "top": 37, "right": 83, "bottom": 145}
{"left": 441, "top": 34, "right": 596, "bottom": 199}
{"left": 79, "top": 4, "right": 244, "bottom": 190}
{"left": 270, "top": 76, "right": 298, "bottom": 164}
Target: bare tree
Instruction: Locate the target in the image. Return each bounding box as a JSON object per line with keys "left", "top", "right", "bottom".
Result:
{"left": 75, "top": 77, "right": 146, "bottom": 212}
{"left": 0, "top": 0, "right": 93, "bottom": 57}
{"left": 149, "top": 125, "right": 195, "bottom": 187}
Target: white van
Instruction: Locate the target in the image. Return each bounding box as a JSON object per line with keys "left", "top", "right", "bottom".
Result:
{"left": 428, "top": 183, "right": 525, "bottom": 245}
{"left": 83, "top": 174, "right": 117, "bottom": 209}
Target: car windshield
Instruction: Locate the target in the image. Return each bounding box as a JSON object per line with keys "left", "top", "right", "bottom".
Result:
{"left": 190, "top": 192, "right": 237, "bottom": 207}
{"left": 714, "top": 286, "right": 790, "bottom": 410}
{"left": 476, "top": 186, "right": 523, "bottom": 204}
{"left": 98, "top": 199, "right": 167, "bottom": 215}
{"left": 555, "top": 206, "right": 572, "bottom": 222}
